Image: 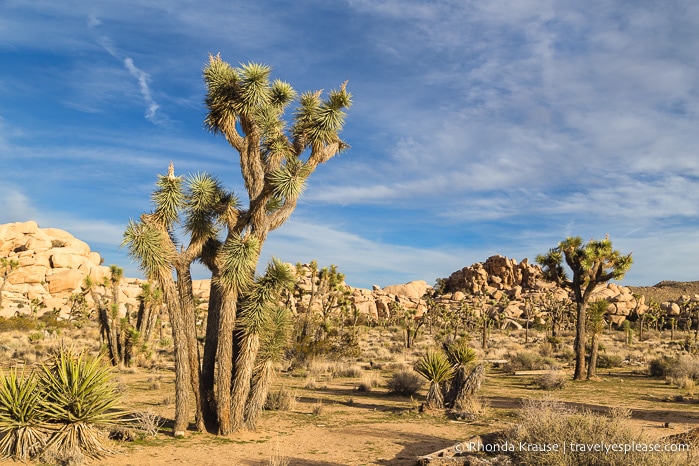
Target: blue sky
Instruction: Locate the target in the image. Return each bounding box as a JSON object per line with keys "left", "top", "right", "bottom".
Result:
{"left": 1, "top": 0, "right": 698, "bottom": 289}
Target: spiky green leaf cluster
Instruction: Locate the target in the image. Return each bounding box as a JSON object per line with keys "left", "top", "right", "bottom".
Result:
{"left": 39, "top": 350, "right": 123, "bottom": 425}
{"left": 415, "top": 349, "right": 454, "bottom": 384}
{"left": 122, "top": 220, "right": 173, "bottom": 278}
{"left": 269, "top": 158, "right": 311, "bottom": 200}
{"left": 184, "top": 172, "right": 230, "bottom": 242}
{"left": 152, "top": 171, "right": 185, "bottom": 227}
{"left": 0, "top": 369, "right": 47, "bottom": 460}
{"left": 217, "top": 234, "right": 260, "bottom": 294}
{"left": 0, "top": 349, "right": 124, "bottom": 461}
{"left": 238, "top": 259, "right": 295, "bottom": 335}
{"left": 444, "top": 341, "right": 478, "bottom": 367}
{"left": 257, "top": 306, "right": 293, "bottom": 363}
{"left": 292, "top": 83, "right": 352, "bottom": 147}
{"left": 203, "top": 54, "right": 241, "bottom": 134}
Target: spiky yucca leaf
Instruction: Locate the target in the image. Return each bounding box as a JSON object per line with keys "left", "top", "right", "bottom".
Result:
{"left": 152, "top": 167, "right": 185, "bottom": 226}
{"left": 415, "top": 350, "right": 454, "bottom": 410}
{"left": 415, "top": 350, "right": 454, "bottom": 384}
{"left": 444, "top": 341, "right": 478, "bottom": 367}
{"left": 238, "top": 259, "right": 294, "bottom": 335}
{"left": 184, "top": 172, "right": 227, "bottom": 241}
{"left": 257, "top": 306, "right": 293, "bottom": 363}
{"left": 0, "top": 369, "right": 48, "bottom": 460}
{"left": 217, "top": 234, "right": 260, "bottom": 294}
{"left": 269, "top": 158, "right": 311, "bottom": 200}
{"left": 238, "top": 62, "right": 272, "bottom": 114}
{"left": 269, "top": 79, "right": 296, "bottom": 110}
{"left": 40, "top": 349, "right": 123, "bottom": 459}
{"left": 122, "top": 220, "right": 173, "bottom": 278}
{"left": 204, "top": 54, "right": 241, "bottom": 134}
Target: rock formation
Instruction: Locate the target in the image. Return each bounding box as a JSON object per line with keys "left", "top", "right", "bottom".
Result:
{"left": 0, "top": 221, "right": 145, "bottom": 317}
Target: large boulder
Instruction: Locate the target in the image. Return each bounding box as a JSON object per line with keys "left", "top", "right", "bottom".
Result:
{"left": 382, "top": 280, "right": 430, "bottom": 300}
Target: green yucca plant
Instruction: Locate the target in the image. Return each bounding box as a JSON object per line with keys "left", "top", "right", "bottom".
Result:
{"left": 444, "top": 341, "right": 478, "bottom": 367}
{"left": 39, "top": 348, "right": 124, "bottom": 459}
{"left": 0, "top": 368, "right": 48, "bottom": 460}
{"left": 415, "top": 349, "right": 455, "bottom": 409}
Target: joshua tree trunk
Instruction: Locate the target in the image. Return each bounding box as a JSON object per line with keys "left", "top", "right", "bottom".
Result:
{"left": 230, "top": 333, "right": 260, "bottom": 431}
{"left": 573, "top": 301, "right": 587, "bottom": 380}
{"left": 425, "top": 382, "right": 444, "bottom": 410}
{"left": 201, "top": 278, "right": 222, "bottom": 430}
{"left": 214, "top": 289, "right": 238, "bottom": 435}
{"left": 176, "top": 265, "right": 205, "bottom": 432}
{"left": 587, "top": 332, "right": 600, "bottom": 379}
{"left": 159, "top": 276, "right": 192, "bottom": 437}
{"left": 447, "top": 364, "right": 484, "bottom": 411}
{"left": 244, "top": 360, "right": 274, "bottom": 430}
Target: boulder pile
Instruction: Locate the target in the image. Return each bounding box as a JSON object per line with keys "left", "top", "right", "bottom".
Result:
{"left": 0, "top": 221, "right": 144, "bottom": 317}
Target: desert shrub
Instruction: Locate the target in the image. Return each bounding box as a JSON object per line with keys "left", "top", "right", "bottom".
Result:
{"left": 649, "top": 355, "right": 699, "bottom": 380}
{"left": 538, "top": 340, "right": 554, "bottom": 357}
{"left": 556, "top": 348, "right": 576, "bottom": 363}
{"left": 668, "top": 375, "right": 696, "bottom": 394}
{"left": 288, "top": 317, "right": 361, "bottom": 364}
{"left": 386, "top": 370, "right": 423, "bottom": 397}
{"left": 535, "top": 371, "right": 568, "bottom": 390}
{"left": 265, "top": 387, "right": 296, "bottom": 411}
{"left": 0, "top": 316, "right": 40, "bottom": 332}
{"left": 596, "top": 353, "right": 624, "bottom": 369}
{"left": 51, "top": 239, "right": 67, "bottom": 248}
{"left": 505, "top": 350, "right": 560, "bottom": 372}
{"left": 505, "top": 398, "right": 690, "bottom": 466}
{"left": 129, "top": 411, "right": 164, "bottom": 438}
{"left": 450, "top": 396, "right": 489, "bottom": 421}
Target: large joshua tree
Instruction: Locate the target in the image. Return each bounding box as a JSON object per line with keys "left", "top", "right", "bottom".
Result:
{"left": 536, "top": 236, "right": 632, "bottom": 380}
{"left": 124, "top": 56, "right": 352, "bottom": 436}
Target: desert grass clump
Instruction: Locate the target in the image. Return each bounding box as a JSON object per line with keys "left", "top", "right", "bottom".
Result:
{"left": 311, "top": 400, "right": 324, "bottom": 416}
{"left": 40, "top": 348, "right": 124, "bottom": 460}
{"left": 535, "top": 370, "right": 568, "bottom": 390}
{"left": 333, "top": 362, "right": 363, "bottom": 378}
{"left": 356, "top": 372, "right": 381, "bottom": 392}
{"left": 386, "top": 370, "right": 423, "bottom": 397}
{"left": 668, "top": 375, "right": 696, "bottom": 395}
{"left": 595, "top": 353, "right": 624, "bottom": 369}
{"left": 505, "top": 398, "right": 688, "bottom": 466}
{"left": 0, "top": 368, "right": 48, "bottom": 461}
{"left": 451, "top": 396, "right": 489, "bottom": 421}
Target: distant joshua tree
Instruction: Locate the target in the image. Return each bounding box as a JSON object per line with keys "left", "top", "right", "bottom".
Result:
{"left": 123, "top": 56, "right": 351, "bottom": 435}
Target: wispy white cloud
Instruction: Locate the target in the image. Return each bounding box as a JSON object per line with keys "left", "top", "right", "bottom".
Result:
{"left": 95, "top": 32, "right": 165, "bottom": 125}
